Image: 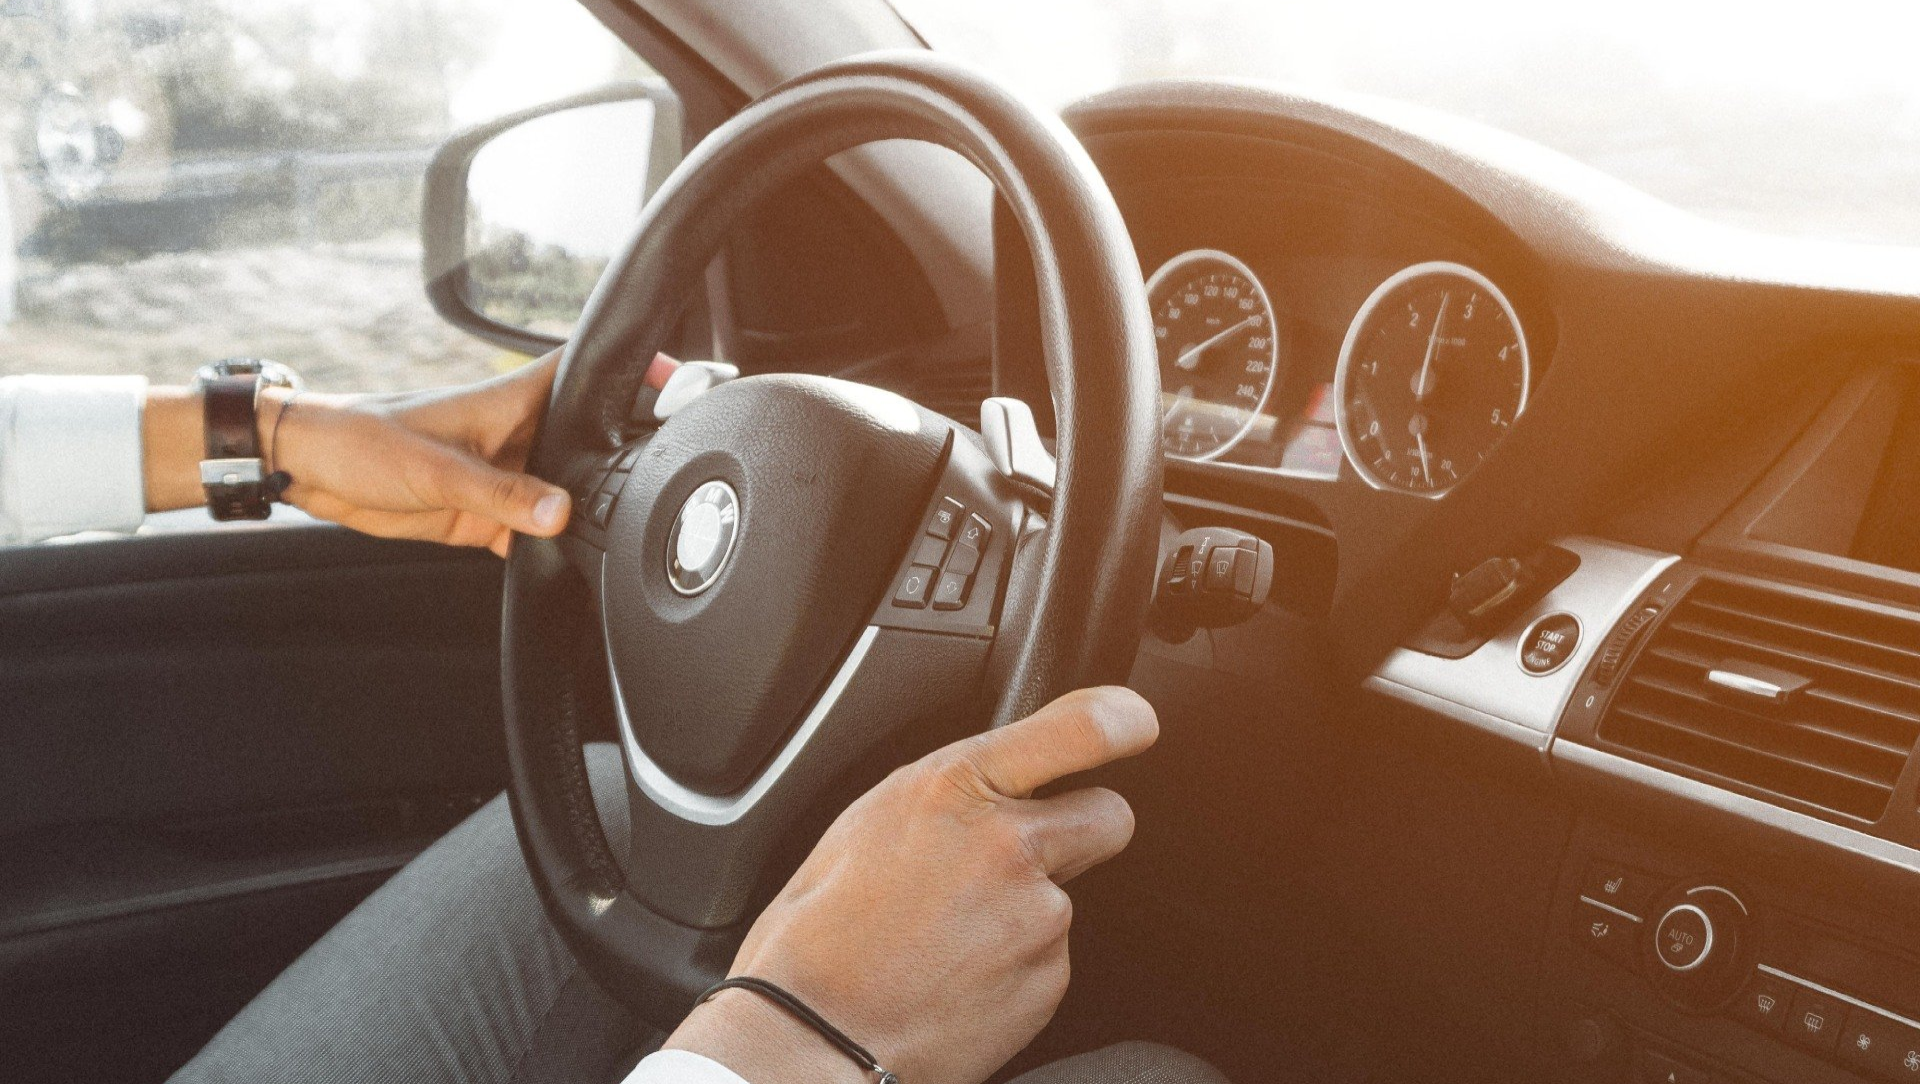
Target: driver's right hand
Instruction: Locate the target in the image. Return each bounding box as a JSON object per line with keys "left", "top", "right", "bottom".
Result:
{"left": 661, "top": 686, "right": 1160, "bottom": 1084}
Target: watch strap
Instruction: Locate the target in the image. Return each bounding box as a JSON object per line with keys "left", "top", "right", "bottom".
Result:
{"left": 201, "top": 373, "right": 271, "bottom": 520}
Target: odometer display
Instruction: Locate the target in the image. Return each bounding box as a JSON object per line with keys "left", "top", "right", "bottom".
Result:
{"left": 1145, "top": 249, "right": 1283, "bottom": 461}
{"left": 1334, "top": 262, "right": 1529, "bottom": 497}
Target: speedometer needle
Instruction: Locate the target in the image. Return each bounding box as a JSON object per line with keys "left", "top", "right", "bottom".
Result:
{"left": 1415, "top": 429, "right": 1433, "bottom": 485}
{"left": 1175, "top": 315, "right": 1258, "bottom": 371}
{"left": 1413, "top": 292, "right": 1450, "bottom": 402}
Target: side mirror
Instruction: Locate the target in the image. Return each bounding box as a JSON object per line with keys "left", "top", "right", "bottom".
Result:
{"left": 422, "top": 81, "right": 681, "bottom": 356}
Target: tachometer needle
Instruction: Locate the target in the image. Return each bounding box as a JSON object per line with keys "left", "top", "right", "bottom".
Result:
{"left": 1175, "top": 315, "right": 1258, "bottom": 371}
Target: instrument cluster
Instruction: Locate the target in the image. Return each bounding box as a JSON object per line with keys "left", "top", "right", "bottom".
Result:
{"left": 1147, "top": 247, "right": 1532, "bottom": 497}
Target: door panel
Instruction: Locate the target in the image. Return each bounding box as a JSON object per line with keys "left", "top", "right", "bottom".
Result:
{"left": 0, "top": 524, "right": 510, "bottom": 1083}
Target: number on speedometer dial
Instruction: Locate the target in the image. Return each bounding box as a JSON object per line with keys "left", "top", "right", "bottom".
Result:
{"left": 1334, "top": 261, "right": 1530, "bottom": 497}
{"left": 1145, "top": 249, "right": 1283, "bottom": 461}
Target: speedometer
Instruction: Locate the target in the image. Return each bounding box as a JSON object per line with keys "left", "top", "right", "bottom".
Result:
{"left": 1334, "top": 261, "right": 1529, "bottom": 497}
{"left": 1145, "top": 249, "right": 1283, "bottom": 461}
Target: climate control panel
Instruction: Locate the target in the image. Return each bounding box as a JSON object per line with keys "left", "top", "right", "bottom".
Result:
{"left": 1560, "top": 850, "right": 1920, "bottom": 1084}
{"left": 1572, "top": 865, "right": 1753, "bottom": 1012}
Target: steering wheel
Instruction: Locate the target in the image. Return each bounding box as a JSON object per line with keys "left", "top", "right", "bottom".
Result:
{"left": 502, "top": 50, "right": 1162, "bottom": 1024}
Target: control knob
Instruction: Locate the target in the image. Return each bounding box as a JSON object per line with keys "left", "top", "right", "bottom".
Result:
{"left": 1647, "top": 885, "right": 1750, "bottom": 1010}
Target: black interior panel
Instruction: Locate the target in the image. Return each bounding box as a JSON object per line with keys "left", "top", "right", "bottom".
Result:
{"left": 0, "top": 524, "right": 511, "bottom": 1083}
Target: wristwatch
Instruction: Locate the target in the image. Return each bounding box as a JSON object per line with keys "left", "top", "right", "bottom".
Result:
{"left": 194, "top": 358, "right": 302, "bottom": 520}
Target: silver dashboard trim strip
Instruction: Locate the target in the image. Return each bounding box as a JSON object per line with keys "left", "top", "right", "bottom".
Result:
{"left": 1367, "top": 538, "right": 1679, "bottom": 754}
{"left": 1577, "top": 895, "right": 1644, "bottom": 923}
{"left": 601, "top": 568, "right": 880, "bottom": 827}
{"left": 1758, "top": 964, "right": 1920, "bottom": 1033}
{"left": 1553, "top": 741, "right": 1920, "bottom": 881}
{"left": 1362, "top": 673, "right": 1550, "bottom": 751}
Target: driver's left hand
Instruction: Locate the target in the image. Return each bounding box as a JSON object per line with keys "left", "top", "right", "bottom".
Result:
{"left": 267, "top": 350, "right": 570, "bottom": 556}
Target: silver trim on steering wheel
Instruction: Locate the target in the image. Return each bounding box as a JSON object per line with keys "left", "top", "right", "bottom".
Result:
{"left": 602, "top": 558, "right": 879, "bottom": 826}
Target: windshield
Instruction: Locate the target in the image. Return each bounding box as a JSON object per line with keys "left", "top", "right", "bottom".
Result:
{"left": 890, "top": 0, "right": 1920, "bottom": 248}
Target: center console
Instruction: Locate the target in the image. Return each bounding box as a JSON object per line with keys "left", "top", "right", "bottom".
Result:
{"left": 1368, "top": 362, "right": 1920, "bottom": 1083}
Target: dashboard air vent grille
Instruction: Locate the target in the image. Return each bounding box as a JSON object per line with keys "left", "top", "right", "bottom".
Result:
{"left": 1598, "top": 577, "right": 1920, "bottom": 823}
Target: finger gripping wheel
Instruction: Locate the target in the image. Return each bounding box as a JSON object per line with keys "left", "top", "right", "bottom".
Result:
{"left": 500, "top": 51, "right": 1162, "bottom": 1026}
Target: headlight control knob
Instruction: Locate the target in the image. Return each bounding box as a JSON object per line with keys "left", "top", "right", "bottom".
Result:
{"left": 1647, "top": 885, "right": 1750, "bottom": 1010}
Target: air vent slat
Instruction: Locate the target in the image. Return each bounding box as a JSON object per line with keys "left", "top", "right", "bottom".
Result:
{"left": 1662, "top": 619, "right": 1920, "bottom": 705}
{"left": 1688, "top": 594, "right": 1920, "bottom": 661}
{"left": 1606, "top": 705, "right": 1894, "bottom": 823}
{"left": 1598, "top": 576, "right": 1920, "bottom": 825}
{"left": 1623, "top": 671, "right": 1913, "bottom": 769}
{"left": 1639, "top": 643, "right": 1920, "bottom": 752}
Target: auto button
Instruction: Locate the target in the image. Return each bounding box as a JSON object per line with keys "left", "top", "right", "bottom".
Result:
{"left": 1654, "top": 904, "right": 1713, "bottom": 972}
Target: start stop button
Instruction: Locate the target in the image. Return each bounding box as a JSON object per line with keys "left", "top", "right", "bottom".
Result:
{"left": 1519, "top": 612, "right": 1581, "bottom": 675}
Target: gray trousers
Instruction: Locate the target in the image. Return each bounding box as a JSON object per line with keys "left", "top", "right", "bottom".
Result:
{"left": 171, "top": 744, "right": 1227, "bottom": 1084}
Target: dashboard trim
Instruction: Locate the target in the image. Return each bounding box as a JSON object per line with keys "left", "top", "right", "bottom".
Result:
{"left": 1555, "top": 740, "right": 1920, "bottom": 882}
{"left": 1367, "top": 537, "right": 1678, "bottom": 754}
{"left": 1363, "top": 672, "right": 1558, "bottom": 757}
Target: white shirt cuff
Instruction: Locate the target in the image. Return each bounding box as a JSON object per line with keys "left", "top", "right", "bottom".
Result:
{"left": 0, "top": 374, "right": 148, "bottom": 545}
{"left": 622, "top": 1049, "right": 751, "bottom": 1084}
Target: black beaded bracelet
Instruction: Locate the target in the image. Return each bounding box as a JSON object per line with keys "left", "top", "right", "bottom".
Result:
{"left": 696, "top": 976, "right": 899, "bottom": 1084}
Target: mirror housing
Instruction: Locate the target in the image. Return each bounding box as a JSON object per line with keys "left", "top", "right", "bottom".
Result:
{"left": 422, "top": 81, "right": 681, "bottom": 356}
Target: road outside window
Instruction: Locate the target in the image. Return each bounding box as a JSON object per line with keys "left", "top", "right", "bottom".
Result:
{"left": 1, "top": 0, "right": 661, "bottom": 390}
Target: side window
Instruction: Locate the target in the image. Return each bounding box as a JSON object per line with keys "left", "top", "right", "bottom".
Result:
{"left": 0, "top": 0, "right": 674, "bottom": 391}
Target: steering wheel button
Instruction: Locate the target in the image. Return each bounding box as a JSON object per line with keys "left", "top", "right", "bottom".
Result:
{"left": 944, "top": 541, "right": 981, "bottom": 578}
{"left": 960, "top": 513, "right": 992, "bottom": 549}
{"left": 913, "top": 535, "right": 949, "bottom": 568}
{"left": 893, "top": 566, "right": 936, "bottom": 609}
{"left": 931, "top": 570, "right": 970, "bottom": 611}
{"left": 928, "top": 497, "right": 965, "bottom": 540}
{"left": 588, "top": 492, "right": 617, "bottom": 528}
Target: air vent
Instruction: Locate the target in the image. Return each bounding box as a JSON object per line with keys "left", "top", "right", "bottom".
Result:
{"left": 1598, "top": 577, "right": 1920, "bottom": 824}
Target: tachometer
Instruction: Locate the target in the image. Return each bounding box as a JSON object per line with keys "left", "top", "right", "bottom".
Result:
{"left": 1334, "top": 261, "right": 1529, "bottom": 497}
{"left": 1146, "top": 249, "right": 1283, "bottom": 461}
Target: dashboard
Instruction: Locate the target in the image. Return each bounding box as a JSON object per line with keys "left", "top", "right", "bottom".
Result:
{"left": 978, "top": 78, "right": 1920, "bottom": 1084}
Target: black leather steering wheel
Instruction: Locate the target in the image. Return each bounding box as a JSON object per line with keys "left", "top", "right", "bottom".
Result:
{"left": 501, "top": 50, "right": 1162, "bottom": 1025}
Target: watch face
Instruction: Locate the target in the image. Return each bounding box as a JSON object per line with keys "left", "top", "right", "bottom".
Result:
{"left": 199, "top": 358, "right": 303, "bottom": 391}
